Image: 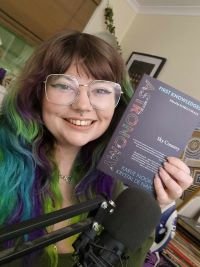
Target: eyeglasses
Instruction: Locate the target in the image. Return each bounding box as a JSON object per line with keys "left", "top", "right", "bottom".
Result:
{"left": 44, "top": 74, "right": 123, "bottom": 110}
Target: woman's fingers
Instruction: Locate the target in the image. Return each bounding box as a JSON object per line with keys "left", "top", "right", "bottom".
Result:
{"left": 163, "top": 158, "right": 193, "bottom": 190}
{"left": 154, "top": 157, "right": 193, "bottom": 209}
{"left": 167, "top": 157, "right": 190, "bottom": 175}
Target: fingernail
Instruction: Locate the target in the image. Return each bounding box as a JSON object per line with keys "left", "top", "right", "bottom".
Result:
{"left": 164, "top": 156, "right": 168, "bottom": 161}
{"left": 166, "top": 156, "right": 170, "bottom": 161}
{"left": 163, "top": 161, "right": 168, "bottom": 168}
{"left": 159, "top": 166, "right": 163, "bottom": 172}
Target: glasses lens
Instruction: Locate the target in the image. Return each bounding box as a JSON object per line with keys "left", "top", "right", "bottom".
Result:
{"left": 89, "top": 81, "right": 122, "bottom": 109}
{"left": 45, "top": 74, "right": 78, "bottom": 105}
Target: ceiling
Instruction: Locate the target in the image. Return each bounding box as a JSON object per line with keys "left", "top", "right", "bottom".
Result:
{"left": 129, "top": 0, "right": 200, "bottom": 15}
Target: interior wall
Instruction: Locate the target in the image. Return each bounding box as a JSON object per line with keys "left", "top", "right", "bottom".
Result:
{"left": 84, "top": 0, "right": 136, "bottom": 42}
{"left": 121, "top": 14, "right": 200, "bottom": 100}
{"left": 84, "top": 1, "right": 200, "bottom": 100}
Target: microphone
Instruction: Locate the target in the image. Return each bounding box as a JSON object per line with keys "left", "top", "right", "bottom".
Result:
{"left": 73, "top": 187, "right": 161, "bottom": 267}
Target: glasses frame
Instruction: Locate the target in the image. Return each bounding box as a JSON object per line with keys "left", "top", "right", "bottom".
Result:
{"left": 43, "top": 74, "right": 123, "bottom": 110}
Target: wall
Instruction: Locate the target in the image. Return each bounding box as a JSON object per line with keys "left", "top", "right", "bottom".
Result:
{"left": 84, "top": 0, "right": 136, "bottom": 42}
{"left": 84, "top": 1, "right": 200, "bottom": 100}
{"left": 122, "top": 14, "right": 200, "bottom": 99}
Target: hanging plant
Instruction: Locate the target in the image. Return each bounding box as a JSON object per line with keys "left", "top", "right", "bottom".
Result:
{"left": 104, "top": 6, "right": 122, "bottom": 53}
{"left": 104, "top": 7, "right": 115, "bottom": 34}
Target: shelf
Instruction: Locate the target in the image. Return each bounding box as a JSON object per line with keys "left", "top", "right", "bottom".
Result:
{"left": 177, "top": 216, "right": 200, "bottom": 243}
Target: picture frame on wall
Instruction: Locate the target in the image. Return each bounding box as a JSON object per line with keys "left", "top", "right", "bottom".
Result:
{"left": 126, "top": 52, "right": 166, "bottom": 89}
{"left": 180, "top": 128, "right": 200, "bottom": 200}
{"left": 194, "top": 170, "right": 200, "bottom": 185}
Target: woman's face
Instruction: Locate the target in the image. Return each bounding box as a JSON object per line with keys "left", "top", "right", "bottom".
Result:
{"left": 42, "top": 64, "right": 116, "bottom": 148}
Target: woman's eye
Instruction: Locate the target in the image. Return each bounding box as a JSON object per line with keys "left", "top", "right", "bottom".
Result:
{"left": 93, "top": 88, "right": 112, "bottom": 95}
{"left": 50, "top": 83, "right": 73, "bottom": 90}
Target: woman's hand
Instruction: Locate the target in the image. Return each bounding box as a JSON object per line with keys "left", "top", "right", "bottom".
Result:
{"left": 154, "top": 157, "right": 193, "bottom": 209}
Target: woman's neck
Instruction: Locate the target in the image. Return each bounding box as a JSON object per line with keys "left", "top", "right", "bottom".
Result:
{"left": 54, "top": 143, "right": 80, "bottom": 176}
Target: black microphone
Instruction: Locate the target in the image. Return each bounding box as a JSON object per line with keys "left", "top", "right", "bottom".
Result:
{"left": 73, "top": 187, "right": 161, "bottom": 267}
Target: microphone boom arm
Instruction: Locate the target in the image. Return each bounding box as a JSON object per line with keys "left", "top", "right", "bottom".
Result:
{"left": 0, "top": 219, "right": 93, "bottom": 265}
{"left": 0, "top": 195, "right": 115, "bottom": 265}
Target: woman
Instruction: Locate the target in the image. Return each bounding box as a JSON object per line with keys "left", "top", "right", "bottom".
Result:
{"left": 0, "top": 30, "right": 192, "bottom": 267}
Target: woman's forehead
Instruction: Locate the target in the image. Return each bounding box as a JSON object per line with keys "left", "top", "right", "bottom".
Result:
{"left": 64, "top": 64, "right": 94, "bottom": 83}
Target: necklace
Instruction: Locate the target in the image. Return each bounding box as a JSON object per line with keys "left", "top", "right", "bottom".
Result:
{"left": 59, "top": 173, "right": 72, "bottom": 184}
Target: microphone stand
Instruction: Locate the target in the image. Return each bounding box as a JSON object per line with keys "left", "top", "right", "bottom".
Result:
{"left": 0, "top": 219, "right": 92, "bottom": 265}
{"left": 0, "top": 196, "right": 104, "bottom": 242}
{"left": 0, "top": 195, "right": 114, "bottom": 265}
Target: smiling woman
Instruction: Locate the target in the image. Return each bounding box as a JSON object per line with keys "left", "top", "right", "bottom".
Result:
{"left": 0, "top": 30, "right": 135, "bottom": 267}
{"left": 0, "top": 30, "right": 193, "bottom": 267}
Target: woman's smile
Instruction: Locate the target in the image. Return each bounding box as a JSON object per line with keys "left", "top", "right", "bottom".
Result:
{"left": 63, "top": 117, "right": 96, "bottom": 130}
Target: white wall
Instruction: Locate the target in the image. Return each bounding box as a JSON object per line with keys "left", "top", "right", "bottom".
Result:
{"left": 84, "top": 1, "right": 200, "bottom": 100}
{"left": 84, "top": 0, "right": 136, "bottom": 42}
{"left": 122, "top": 14, "right": 200, "bottom": 99}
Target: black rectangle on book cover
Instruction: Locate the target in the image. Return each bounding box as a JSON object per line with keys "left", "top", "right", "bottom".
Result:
{"left": 97, "top": 74, "right": 200, "bottom": 195}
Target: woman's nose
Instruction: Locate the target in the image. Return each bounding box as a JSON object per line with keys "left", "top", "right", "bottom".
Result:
{"left": 71, "top": 86, "right": 93, "bottom": 111}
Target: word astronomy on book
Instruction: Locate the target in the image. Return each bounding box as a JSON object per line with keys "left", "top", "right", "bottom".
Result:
{"left": 98, "top": 74, "right": 200, "bottom": 195}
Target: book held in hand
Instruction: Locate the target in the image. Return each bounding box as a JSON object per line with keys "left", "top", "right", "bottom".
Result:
{"left": 97, "top": 74, "right": 200, "bottom": 195}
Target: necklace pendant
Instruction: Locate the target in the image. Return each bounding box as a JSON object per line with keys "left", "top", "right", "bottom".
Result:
{"left": 59, "top": 174, "right": 72, "bottom": 184}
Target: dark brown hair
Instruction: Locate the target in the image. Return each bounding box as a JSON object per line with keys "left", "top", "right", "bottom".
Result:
{"left": 16, "top": 30, "right": 126, "bottom": 120}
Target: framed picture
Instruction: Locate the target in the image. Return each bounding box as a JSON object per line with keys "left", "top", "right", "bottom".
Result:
{"left": 126, "top": 52, "right": 166, "bottom": 88}
{"left": 180, "top": 129, "right": 200, "bottom": 200}
{"left": 193, "top": 170, "right": 200, "bottom": 185}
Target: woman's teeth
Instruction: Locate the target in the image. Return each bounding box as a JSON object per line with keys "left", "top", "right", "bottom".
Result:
{"left": 68, "top": 119, "right": 93, "bottom": 126}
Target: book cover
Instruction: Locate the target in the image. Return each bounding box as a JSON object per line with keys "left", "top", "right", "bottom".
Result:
{"left": 97, "top": 74, "right": 200, "bottom": 195}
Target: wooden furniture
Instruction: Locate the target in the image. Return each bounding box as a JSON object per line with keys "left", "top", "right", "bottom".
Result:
{"left": 0, "top": 0, "right": 101, "bottom": 45}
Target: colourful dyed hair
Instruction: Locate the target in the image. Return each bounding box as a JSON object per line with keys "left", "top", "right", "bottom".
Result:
{"left": 0, "top": 30, "right": 133, "bottom": 266}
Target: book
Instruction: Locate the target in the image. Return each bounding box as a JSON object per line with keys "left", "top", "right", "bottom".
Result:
{"left": 167, "top": 239, "right": 200, "bottom": 266}
{"left": 174, "top": 231, "right": 200, "bottom": 257}
{"left": 163, "top": 229, "right": 200, "bottom": 267}
{"left": 162, "top": 248, "right": 190, "bottom": 267}
{"left": 97, "top": 74, "right": 200, "bottom": 195}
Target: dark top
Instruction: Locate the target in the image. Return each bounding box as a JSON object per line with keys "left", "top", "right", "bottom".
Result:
{"left": 0, "top": 234, "right": 154, "bottom": 267}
